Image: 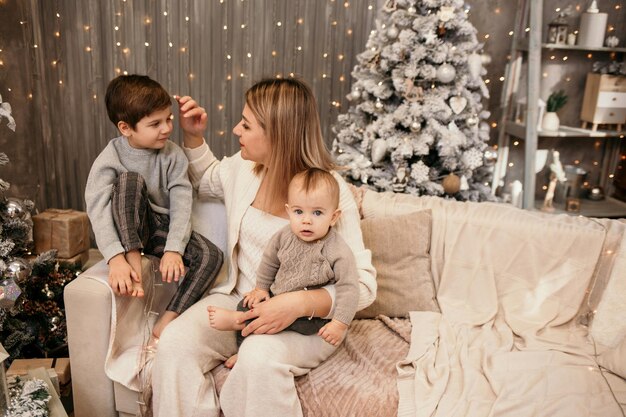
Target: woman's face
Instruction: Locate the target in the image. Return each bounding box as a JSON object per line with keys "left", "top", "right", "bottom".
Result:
{"left": 233, "top": 104, "right": 271, "bottom": 165}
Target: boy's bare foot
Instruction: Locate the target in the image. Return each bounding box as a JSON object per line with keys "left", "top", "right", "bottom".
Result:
{"left": 152, "top": 311, "right": 179, "bottom": 339}
{"left": 224, "top": 354, "right": 238, "bottom": 369}
{"left": 126, "top": 250, "right": 144, "bottom": 297}
{"left": 207, "top": 306, "right": 245, "bottom": 331}
{"left": 131, "top": 280, "right": 145, "bottom": 297}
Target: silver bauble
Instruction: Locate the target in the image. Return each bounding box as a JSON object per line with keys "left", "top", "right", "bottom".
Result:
{"left": 350, "top": 88, "right": 361, "bottom": 100}
{"left": 407, "top": 6, "right": 416, "bottom": 14}
{"left": 4, "top": 197, "right": 26, "bottom": 219}
{"left": 436, "top": 64, "right": 456, "bottom": 83}
{"left": 374, "top": 99, "right": 384, "bottom": 110}
{"left": 410, "top": 121, "right": 421, "bottom": 132}
{"left": 6, "top": 258, "right": 31, "bottom": 283}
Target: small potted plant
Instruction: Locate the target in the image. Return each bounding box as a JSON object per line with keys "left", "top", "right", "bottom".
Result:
{"left": 542, "top": 90, "right": 568, "bottom": 131}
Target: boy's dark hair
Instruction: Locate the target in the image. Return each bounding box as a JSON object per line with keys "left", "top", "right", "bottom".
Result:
{"left": 289, "top": 168, "right": 340, "bottom": 209}
{"left": 105, "top": 74, "right": 172, "bottom": 129}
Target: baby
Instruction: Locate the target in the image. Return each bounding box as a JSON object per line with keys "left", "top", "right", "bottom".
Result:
{"left": 208, "top": 168, "right": 359, "bottom": 351}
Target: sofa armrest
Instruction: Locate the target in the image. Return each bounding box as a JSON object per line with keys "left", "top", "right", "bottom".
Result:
{"left": 64, "top": 260, "right": 117, "bottom": 417}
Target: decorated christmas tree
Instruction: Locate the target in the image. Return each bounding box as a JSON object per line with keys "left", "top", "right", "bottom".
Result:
{"left": 333, "top": 0, "right": 495, "bottom": 201}
{"left": 0, "top": 98, "right": 78, "bottom": 361}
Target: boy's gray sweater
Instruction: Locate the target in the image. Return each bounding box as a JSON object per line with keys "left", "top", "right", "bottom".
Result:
{"left": 85, "top": 136, "right": 192, "bottom": 262}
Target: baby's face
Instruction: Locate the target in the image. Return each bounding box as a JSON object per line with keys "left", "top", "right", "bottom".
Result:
{"left": 285, "top": 185, "right": 340, "bottom": 243}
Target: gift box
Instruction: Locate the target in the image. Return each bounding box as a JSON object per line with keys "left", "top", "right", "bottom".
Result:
{"left": 57, "top": 250, "right": 90, "bottom": 268}
{"left": 33, "top": 209, "right": 91, "bottom": 258}
{"left": 7, "top": 357, "right": 71, "bottom": 395}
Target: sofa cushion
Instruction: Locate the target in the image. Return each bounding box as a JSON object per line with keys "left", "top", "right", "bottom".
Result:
{"left": 356, "top": 210, "right": 439, "bottom": 319}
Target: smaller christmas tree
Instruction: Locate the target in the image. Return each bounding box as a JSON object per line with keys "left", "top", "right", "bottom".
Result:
{"left": 0, "top": 156, "right": 78, "bottom": 360}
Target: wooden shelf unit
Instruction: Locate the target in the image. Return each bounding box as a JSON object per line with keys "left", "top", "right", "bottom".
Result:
{"left": 492, "top": 0, "right": 626, "bottom": 218}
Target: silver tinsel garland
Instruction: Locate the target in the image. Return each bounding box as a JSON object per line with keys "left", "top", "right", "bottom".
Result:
{"left": 4, "top": 376, "right": 51, "bottom": 417}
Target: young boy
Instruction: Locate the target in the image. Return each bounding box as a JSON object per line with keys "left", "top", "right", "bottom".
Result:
{"left": 85, "top": 74, "right": 223, "bottom": 340}
{"left": 208, "top": 168, "right": 359, "bottom": 354}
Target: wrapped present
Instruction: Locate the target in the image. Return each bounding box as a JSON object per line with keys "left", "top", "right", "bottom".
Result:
{"left": 57, "top": 250, "right": 90, "bottom": 269}
{"left": 33, "top": 209, "right": 91, "bottom": 258}
{"left": 7, "top": 357, "right": 71, "bottom": 397}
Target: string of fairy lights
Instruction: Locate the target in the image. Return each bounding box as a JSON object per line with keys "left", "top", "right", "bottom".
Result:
{"left": 0, "top": 0, "right": 624, "bottom": 185}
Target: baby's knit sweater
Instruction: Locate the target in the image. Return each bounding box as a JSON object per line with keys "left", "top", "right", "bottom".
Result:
{"left": 256, "top": 225, "right": 360, "bottom": 325}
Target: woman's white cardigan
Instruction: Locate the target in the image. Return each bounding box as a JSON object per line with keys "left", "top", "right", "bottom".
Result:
{"left": 183, "top": 141, "right": 377, "bottom": 310}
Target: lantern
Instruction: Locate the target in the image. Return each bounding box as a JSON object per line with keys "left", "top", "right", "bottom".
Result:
{"left": 547, "top": 16, "right": 568, "bottom": 45}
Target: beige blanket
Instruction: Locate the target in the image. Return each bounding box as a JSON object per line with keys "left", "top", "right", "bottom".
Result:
{"left": 363, "top": 195, "right": 626, "bottom": 416}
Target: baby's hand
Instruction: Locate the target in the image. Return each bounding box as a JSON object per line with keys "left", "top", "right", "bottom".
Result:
{"left": 319, "top": 319, "right": 348, "bottom": 346}
{"left": 160, "top": 251, "right": 185, "bottom": 283}
{"left": 243, "top": 288, "right": 270, "bottom": 308}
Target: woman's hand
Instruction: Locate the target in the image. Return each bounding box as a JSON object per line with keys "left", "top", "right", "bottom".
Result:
{"left": 239, "top": 288, "right": 332, "bottom": 336}
{"left": 239, "top": 292, "right": 304, "bottom": 336}
{"left": 176, "top": 95, "right": 207, "bottom": 148}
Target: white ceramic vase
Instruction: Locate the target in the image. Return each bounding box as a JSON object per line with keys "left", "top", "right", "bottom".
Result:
{"left": 542, "top": 112, "right": 560, "bottom": 131}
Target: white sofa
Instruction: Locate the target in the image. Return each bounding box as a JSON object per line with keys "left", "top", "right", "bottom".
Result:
{"left": 64, "top": 191, "right": 626, "bottom": 417}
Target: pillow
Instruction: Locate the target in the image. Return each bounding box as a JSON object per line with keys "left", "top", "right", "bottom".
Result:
{"left": 355, "top": 210, "right": 439, "bottom": 319}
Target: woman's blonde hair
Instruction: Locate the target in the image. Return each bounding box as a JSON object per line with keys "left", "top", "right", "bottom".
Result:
{"left": 246, "top": 77, "right": 336, "bottom": 209}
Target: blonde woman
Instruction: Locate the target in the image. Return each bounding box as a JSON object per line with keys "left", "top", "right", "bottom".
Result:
{"left": 151, "top": 78, "right": 376, "bottom": 417}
